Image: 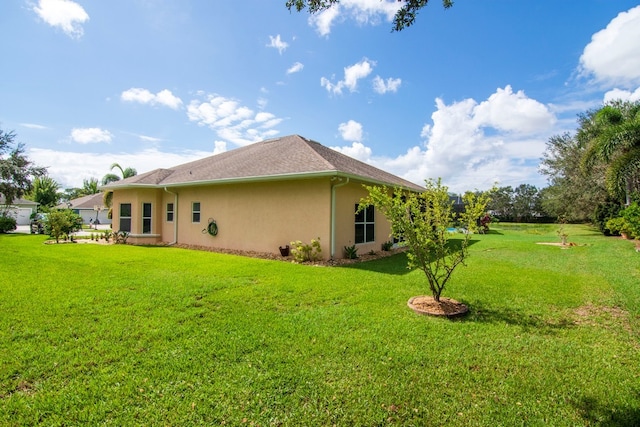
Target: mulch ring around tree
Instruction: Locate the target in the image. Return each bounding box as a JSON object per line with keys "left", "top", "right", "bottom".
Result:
{"left": 407, "top": 295, "right": 469, "bottom": 318}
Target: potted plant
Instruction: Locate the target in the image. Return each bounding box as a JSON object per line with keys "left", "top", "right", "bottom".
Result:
{"left": 279, "top": 245, "right": 290, "bottom": 257}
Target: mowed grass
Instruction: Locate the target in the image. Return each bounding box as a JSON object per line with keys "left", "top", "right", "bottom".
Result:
{"left": 1, "top": 224, "right": 639, "bottom": 426}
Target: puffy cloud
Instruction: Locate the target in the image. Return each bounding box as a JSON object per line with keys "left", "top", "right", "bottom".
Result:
{"left": 372, "top": 76, "right": 402, "bottom": 94}
{"left": 70, "top": 128, "right": 113, "bottom": 144}
{"left": 121, "top": 88, "right": 183, "bottom": 110}
{"left": 32, "top": 0, "right": 89, "bottom": 39}
{"left": 286, "top": 62, "right": 304, "bottom": 74}
{"left": 330, "top": 86, "right": 557, "bottom": 193}
{"left": 604, "top": 87, "right": 640, "bottom": 103}
{"left": 579, "top": 5, "right": 640, "bottom": 88}
{"left": 186, "top": 94, "right": 282, "bottom": 146}
{"left": 321, "top": 58, "right": 375, "bottom": 95}
{"left": 338, "top": 120, "right": 363, "bottom": 142}
{"left": 267, "top": 34, "right": 289, "bottom": 54}
{"left": 308, "top": 0, "right": 400, "bottom": 36}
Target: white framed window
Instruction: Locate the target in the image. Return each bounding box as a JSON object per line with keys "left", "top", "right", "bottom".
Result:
{"left": 355, "top": 204, "right": 374, "bottom": 244}
{"left": 142, "top": 203, "right": 152, "bottom": 234}
{"left": 119, "top": 203, "right": 132, "bottom": 232}
{"left": 166, "top": 203, "right": 174, "bottom": 222}
{"left": 192, "top": 202, "right": 201, "bottom": 223}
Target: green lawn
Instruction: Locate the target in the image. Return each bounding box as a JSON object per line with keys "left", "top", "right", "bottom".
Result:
{"left": 1, "top": 224, "right": 639, "bottom": 426}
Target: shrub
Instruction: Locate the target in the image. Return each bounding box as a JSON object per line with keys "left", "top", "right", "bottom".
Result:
{"left": 0, "top": 214, "right": 17, "bottom": 233}
{"left": 620, "top": 202, "right": 640, "bottom": 238}
{"left": 46, "top": 209, "right": 83, "bottom": 243}
{"left": 381, "top": 241, "right": 393, "bottom": 251}
{"left": 290, "top": 238, "right": 322, "bottom": 263}
{"left": 343, "top": 244, "right": 358, "bottom": 259}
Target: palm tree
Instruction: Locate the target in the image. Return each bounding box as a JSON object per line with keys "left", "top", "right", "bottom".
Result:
{"left": 101, "top": 163, "right": 137, "bottom": 185}
{"left": 101, "top": 163, "right": 137, "bottom": 218}
{"left": 580, "top": 100, "right": 640, "bottom": 205}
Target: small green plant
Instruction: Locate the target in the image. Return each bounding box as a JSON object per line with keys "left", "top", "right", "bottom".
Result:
{"left": 290, "top": 238, "right": 322, "bottom": 262}
{"left": 381, "top": 240, "right": 393, "bottom": 251}
{"left": 103, "top": 230, "right": 112, "bottom": 241}
{"left": 114, "top": 230, "right": 130, "bottom": 244}
{"left": 557, "top": 216, "right": 569, "bottom": 245}
{"left": 343, "top": 244, "right": 358, "bottom": 259}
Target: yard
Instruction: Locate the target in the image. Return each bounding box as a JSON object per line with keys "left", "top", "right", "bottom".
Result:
{"left": 1, "top": 224, "right": 639, "bottom": 426}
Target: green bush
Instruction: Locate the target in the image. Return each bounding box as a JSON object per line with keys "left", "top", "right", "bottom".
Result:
{"left": 620, "top": 202, "right": 640, "bottom": 238}
{"left": 0, "top": 214, "right": 17, "bottom": 233}
{"left": 290, "top": 238, "right": 322, "bottom": 262}
{"left": 381, "top": 240, "right": 393, "bottom": 251}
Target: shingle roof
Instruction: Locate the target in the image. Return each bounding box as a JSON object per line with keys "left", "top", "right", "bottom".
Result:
{"left": 103, "top": 135, "right": 424, "bottom": 191}
{"left": 56, "top": 192, "right": 107, "bottom": 209}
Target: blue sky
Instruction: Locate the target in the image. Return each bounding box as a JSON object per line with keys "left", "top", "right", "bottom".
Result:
{"left": 2, "top": 0, "right": 640, "bottom": 193}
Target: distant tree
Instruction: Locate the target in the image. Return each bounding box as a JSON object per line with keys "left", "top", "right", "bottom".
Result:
{"left": 488, "top": 186, "right": 514, "bottom": 220}
{"left": 539, "top": 132, "right": 608, "bottom": 221}
{"left": 359, "top": 179, "right": 492, "bottom": 303}
{"left": 286, "top": 0, "right": 454, "bottom": 32}
{"left": 0, "top": 128, "right": 46, "bottom": 206}
{"left": 27, "top": 175, "right": 60, "bottom": 208}
{"left": 580, "top": 100, "right": 640, "bottom": 205}
{"left": 512, "top": 184, "right": 540, "bottom": 222}
{"left": 81, "top": 178, "right": 100, "bottom": 196}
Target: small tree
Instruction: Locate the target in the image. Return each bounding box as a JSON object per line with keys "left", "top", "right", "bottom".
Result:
{"left": 46, "top": 209, "right": 83, "bottom": 243}
{"left": 359, "top": 178, "right": 492, "bottom": 302}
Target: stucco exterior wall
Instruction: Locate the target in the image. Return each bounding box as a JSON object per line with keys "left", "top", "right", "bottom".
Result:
{"left": 112, "top": 178, "right": 395, "bottom": 259}
{"left": 333, "top": 181, "right": 392, "bottom": 257}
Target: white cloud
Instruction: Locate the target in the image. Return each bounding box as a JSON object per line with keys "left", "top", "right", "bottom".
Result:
{"left": 604, "top": 87, "right": 640, "bottom": 103}
{"left": 579, "top": 5, "right": 640, "bottom": 88}
{"left": 372, "top": 75, "right": 402, "bottom": 94}
{"left": 121, "top": 88, "right": 183, "bottom": 110}
{"left": 267, "top": 34, "right": 288, "bottom": 54}
{"left": 32, "top": 0, "right": 89, "bottom": 39}
{"left": 20, "top": 123, "right": 48, "bottom": 130}
{"left": 321, "top": 58, "right": 375, "bottom": 95}
{"left": 332, "top": 86, "right": 557, "bottom": 193}
{"left": 308, "top": 0, "right": 400, "bottom": 36}
{"left": 338, "top": 120, "right": 363, "bottom": 142}
{"left": 186, "top": 94, "right": 282, "bottom": 147}
{"left": 29, "top": 147, "right": 209, "bottom": 189}
{"left": 287, "top": 62, "right": 304, "bottom": 74}
{"left": 70, "top": 128, "right": 113, "bottom": 144}
{"left": 213, "top": 141, "right": 227, "bottom": 155}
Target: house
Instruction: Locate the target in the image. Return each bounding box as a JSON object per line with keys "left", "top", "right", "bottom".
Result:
{"left": 56, "top": 192, "right": 111, "bottom": 225}
{"left": 103, "top": 135, "right": 424, "bottom": 259}
{"left": 0, "top": 194, "right": 39, "bottom": 225}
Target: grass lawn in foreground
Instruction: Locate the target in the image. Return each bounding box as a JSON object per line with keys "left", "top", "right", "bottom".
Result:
{"left": 1, "top": 223, "right": 639, "bottom": 426}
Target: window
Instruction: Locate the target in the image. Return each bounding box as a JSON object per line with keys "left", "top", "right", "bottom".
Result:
{"left": 166, "top": 203, "right": 174, "bottom": 222}
{"left": 119, "top": 203, "right": 131, "bottom": 232}
{"left": 355, "top": 204, "right": 374, "bottom": 244}
{"left": 142, "top": 203, "right": 152, "bottom": 234}
{"left": 192, "top": 202, "right": 201, "bottom": 223}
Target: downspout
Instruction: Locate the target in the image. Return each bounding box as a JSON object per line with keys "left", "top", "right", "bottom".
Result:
{"left": 164, "top": 187, "right": 178, "bottom": 245}
{"left": 330, "top": 177, "right": 349, "bottom": 259}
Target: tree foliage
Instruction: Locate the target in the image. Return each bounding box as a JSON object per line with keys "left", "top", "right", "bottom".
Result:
{"left": 579, "top": 100, "right": 640, "bottom": 204}
{"left": 0, "top": 129, "right": 46, "bottom": 206}
{"left": 27, "top": 175, "right": 60, "bottom": 208}
{"left": 286, "top": 0, "right": 454, "bottom": 32}
{"left": 46, "top": 209, "right": 83, "bottom": 243}
{"left": 359, "top": 179, "right": 492, "bottom": 302}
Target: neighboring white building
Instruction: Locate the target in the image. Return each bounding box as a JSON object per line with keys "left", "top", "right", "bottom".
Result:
{"left": 0, "top": 194, "right": 39, "bottom": 225}
{"left": 57, "top": 193, "right": 111, "bottom": 225}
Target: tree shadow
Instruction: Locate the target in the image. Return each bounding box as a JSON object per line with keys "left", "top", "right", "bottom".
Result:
{"left": 340, "top": 239, "right": 481, "bottom": 276}
{"left": 461, "top": 300, "right": 575, "bottom": 333}
{"left": 575, "top": 395, "right": 640, "bottom": 426}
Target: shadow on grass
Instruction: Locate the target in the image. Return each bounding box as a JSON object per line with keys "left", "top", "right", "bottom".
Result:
{"left": 342, "top": 239, "right": 481, "bottom": 276}
{"left": 576, "top": 395, "right": 640, "bottom": 427}
{"left": 463, "top": 301, "right": 575, "bottom": 333}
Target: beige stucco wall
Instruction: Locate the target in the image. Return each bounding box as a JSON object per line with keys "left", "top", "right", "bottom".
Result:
{"left": 111, "top": 177, "right": 395, "bottom": 259}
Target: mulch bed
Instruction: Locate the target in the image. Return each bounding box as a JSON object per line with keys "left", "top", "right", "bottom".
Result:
{"left": 407, "top": 296, "right": 469, "bottom": 318}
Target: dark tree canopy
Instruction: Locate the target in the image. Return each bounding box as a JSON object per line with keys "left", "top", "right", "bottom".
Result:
{"left": 286, "top": 0, "right": 454, "bottom": 32}
{"left": 0, "top": 129, "right": 46, "bottom": 206}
